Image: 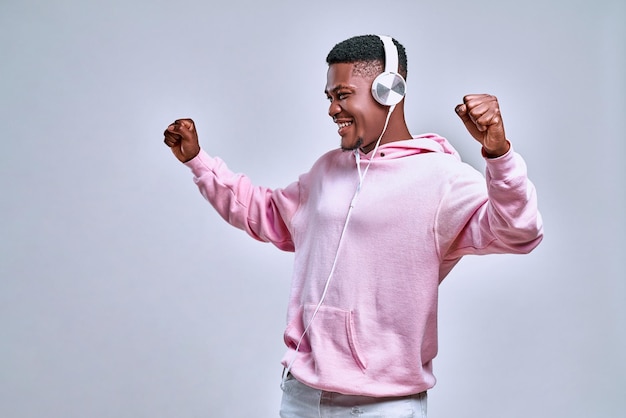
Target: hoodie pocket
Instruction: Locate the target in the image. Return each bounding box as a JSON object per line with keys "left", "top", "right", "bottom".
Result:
{"left": 284, "top": 304, "right": 367, "bottom": 374}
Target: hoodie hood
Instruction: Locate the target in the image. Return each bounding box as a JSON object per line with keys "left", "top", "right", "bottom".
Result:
{"left": 359, "top": 133, "right": 462, "bottom": 161}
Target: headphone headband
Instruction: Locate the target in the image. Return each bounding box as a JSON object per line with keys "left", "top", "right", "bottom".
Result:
{"left": 379, "top": 35, "right": 399, "bottom": 74}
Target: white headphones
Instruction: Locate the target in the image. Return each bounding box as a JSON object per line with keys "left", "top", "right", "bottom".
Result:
{"left": 371, "top": 35, "right": 407, "bottom": 106}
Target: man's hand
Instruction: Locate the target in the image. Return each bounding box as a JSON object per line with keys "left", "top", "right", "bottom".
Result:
{"left": 163, "top": 118, "right": 201, "bottom": 163}
{"left": 455, "top": 94, "right": 510, "bottom": 158}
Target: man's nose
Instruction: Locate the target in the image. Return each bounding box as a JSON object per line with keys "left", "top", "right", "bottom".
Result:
{"left": 328, "top": 99, "right": 341, "bottom": 118}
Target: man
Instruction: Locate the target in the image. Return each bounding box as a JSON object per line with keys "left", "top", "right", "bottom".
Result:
{"left": 163, "top": 35, "right": 543, "bottom": 417}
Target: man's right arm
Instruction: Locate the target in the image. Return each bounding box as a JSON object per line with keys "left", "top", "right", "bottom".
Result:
{"left": 163, "top": 118, "right": 298, "bottom": 252}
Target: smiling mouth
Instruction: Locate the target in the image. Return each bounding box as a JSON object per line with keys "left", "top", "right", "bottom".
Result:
{"left": 336, "top": 120, "right": 353, "bottom": 136}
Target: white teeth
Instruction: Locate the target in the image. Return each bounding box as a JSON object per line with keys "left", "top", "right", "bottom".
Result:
{"left": 337, "top": 121, "right": 352, "bottom": 129}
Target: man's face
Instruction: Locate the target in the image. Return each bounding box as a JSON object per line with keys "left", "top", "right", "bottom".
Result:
{"left": 325, "top": 63, "right": 388, "bottom": 152}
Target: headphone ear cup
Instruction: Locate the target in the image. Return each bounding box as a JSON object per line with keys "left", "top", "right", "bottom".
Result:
{"left": 371, "top": 72, "right": 406, "bottom": 106}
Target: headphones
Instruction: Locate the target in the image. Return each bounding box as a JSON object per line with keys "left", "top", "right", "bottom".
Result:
{"left": 371, "top": 35, "right": 407, "bottom": 107}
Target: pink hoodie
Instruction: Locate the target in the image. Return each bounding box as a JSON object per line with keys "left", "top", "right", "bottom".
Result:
{"left": 185, "top": 134, "right": 543, "bottom": 397}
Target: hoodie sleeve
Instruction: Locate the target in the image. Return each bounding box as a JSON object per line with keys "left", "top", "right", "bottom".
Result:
{"left": 183, "top": 149, "right": 300, "bottom": 252}
{"left": 435, "top": 145, "right": 544, "bottom": 262}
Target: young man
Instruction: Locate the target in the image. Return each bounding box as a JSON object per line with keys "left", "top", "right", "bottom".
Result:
{"left": 163, "top": 35, "right": 543, "bottom": 417}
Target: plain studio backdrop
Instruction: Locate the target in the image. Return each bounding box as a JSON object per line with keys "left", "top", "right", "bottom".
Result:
{"left": 1, "top": 0, "right": 624, "bottom": 417}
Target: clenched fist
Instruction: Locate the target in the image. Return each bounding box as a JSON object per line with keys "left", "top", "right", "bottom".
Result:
{"left": 455, "top": 94, "right": 510, "bottom": 158}
{"left": 163, "top": 118, "right": 201, "bottom": 163}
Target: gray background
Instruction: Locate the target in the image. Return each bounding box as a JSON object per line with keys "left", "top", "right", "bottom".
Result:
{"left": 1, "top": 0, "right": 624, "bottom": 417}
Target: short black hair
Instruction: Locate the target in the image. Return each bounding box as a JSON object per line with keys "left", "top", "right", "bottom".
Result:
{"left": 326, "top": 34, "right": 408, "bottom": 80}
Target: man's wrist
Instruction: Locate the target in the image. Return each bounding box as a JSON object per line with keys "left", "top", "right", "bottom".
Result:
{"left": 182, "top": 147, "right": 201, "bottom": 163}
{"left": 482, "top": 140, "right": 511, "bottom": 159}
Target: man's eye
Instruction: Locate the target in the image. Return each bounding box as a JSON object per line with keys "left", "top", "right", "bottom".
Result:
{"left": 326, "top": 92, "right": 349, "bottom": 101}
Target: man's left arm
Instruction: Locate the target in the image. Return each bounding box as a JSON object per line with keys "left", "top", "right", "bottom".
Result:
{"left": 440, "top": 94, "right": 543, "bottom": 258}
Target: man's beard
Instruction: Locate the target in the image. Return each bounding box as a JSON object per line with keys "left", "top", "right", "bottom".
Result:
{"left": 340, "top": 137, "right": 363, "bottom": 152}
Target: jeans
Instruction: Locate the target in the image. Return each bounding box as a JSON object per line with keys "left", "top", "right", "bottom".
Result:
{"left": 279, "top": 374, "right": 427, "bottom": 418}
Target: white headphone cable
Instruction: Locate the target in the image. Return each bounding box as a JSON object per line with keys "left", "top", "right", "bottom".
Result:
{"left": 281, "top": 105, "right": 395, "bottom": 387}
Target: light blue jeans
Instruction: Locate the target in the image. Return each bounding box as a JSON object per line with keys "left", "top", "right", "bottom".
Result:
{"left": 279, "top": 374, "right": 427, "bottom": 418}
